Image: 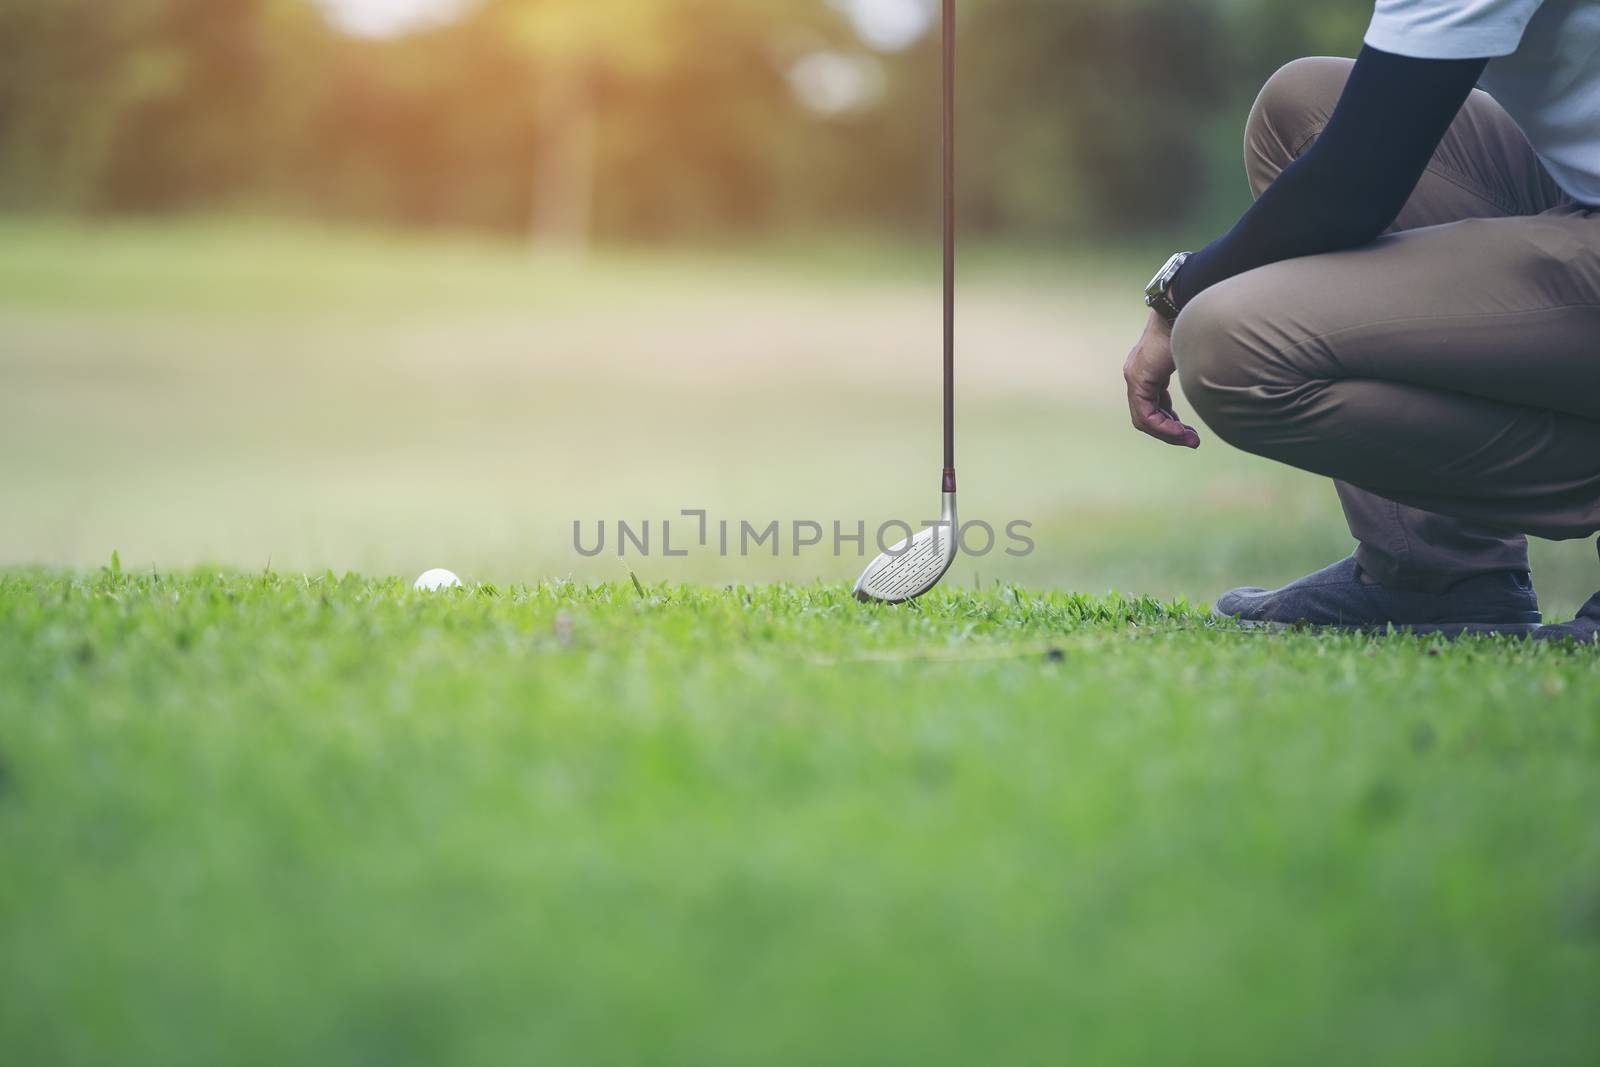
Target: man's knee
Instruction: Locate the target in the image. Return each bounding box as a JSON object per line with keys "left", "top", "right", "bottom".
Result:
{"left": 1244, "top": 56, "right": 1352, "bottom": 193}
{"left": 1171, "top": 284, "right": 1280, "bottom": 446}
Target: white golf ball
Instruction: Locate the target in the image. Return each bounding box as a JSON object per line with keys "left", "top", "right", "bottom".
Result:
{"left": 414, "top": 568, "right": 462, "bottom": 592}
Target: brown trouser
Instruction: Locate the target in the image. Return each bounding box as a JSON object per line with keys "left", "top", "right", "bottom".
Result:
{"left": 1173, "top": 57, "right": 1600, "bottom": 591}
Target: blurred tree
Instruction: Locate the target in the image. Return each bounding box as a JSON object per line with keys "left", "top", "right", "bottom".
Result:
{"left": 97, "top": 0, "right": 332, "bottom": 211}
{"left": 0, "top": 0, "right": 155, "bottom": 209}
{"left": 476, "top": 0, "right": 845, "bottom": 250}
{"left": 484, "top": 0, "right": 641, "bottom": 251}
{"left": 309, "top": 20, "right": 539, "bottom": 229}
{"left": 962, "top": 0, "right": 1230, "bottom": 236}
{"left": 0, "top": 0, "right": 329, "bottom": 213}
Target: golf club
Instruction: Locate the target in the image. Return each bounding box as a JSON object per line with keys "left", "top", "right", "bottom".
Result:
{"left": 853, "top": 0, "right": 959, "bottom": 605}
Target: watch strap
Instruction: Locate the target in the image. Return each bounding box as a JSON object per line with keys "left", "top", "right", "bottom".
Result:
{"left": 1148, "top": 288, "right": 1180, "bottom": 324}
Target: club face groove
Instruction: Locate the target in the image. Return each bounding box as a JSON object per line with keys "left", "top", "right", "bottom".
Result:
{"left": 853, "top": 492, "right": 957, "bottom": 604}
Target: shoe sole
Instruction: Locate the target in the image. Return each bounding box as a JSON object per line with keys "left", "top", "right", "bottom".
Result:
{"left": 1215, "top": 609, "right": 1539, "bottom": 638}
{"left": 1531, "top": 626, "right": 1600, "bottom": 644}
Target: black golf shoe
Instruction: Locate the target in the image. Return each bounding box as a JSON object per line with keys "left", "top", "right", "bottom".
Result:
{"left": 1213, "top": 555, "right": 1541, "bottom": 637}
{"left": 1532, "top": 592, "right": 1600, "bottom": 644}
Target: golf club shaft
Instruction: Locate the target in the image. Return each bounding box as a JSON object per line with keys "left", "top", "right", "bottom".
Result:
{"left": 942, "top": 0, "right": 956, "bottom": 487}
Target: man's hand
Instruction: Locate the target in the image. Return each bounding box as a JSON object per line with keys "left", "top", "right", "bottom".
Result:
{"left": 1123, "top": 311, "right": 1201, "bottom": 449}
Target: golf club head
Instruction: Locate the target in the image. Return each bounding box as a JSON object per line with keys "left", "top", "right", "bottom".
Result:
{"left": 853, "top": 491, "right": 958, "bottom": 604}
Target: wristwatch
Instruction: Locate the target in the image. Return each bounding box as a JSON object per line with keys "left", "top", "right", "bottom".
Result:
{"left": 1144, "top": 251, "right": 1191, "bottom": 324}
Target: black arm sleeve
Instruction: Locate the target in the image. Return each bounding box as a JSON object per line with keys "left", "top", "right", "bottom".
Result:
{"left": 1170, "top": 45, "right": 1489, "bottom": 310}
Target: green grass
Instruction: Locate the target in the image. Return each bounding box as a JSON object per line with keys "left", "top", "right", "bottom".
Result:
{"left": 3, "top": 570, "right": 1599, "bottom": 1065}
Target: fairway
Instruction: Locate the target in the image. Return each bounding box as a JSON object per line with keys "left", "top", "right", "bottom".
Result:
{"left": 3, "top": 571, "right": 1598, "bottom": 1064}
{"left": 4, "top": 220, "right": 1599, "bottom": 617}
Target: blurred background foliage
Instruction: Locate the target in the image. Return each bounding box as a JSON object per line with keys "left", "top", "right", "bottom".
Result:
{"left": 0, "top": 0, "right": 1371, "bottom": 246}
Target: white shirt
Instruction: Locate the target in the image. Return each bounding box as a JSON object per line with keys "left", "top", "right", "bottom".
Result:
{"left": 1366, "top": 0, "right": 1600, "bottom": 204}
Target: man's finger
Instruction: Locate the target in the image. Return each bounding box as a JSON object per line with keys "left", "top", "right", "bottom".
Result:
{"left": 1129, "top": 388, "right": 1201, "bottom": 449}
{"left": 1155, "top": 387, "right": 1201, "bottom": 447}
{"left": 1141, "top": 410, "right": 1201, "bottom": 448}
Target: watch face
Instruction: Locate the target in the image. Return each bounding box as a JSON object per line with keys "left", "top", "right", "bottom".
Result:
{"left": 1145, "top": 267, "right": 1168, "bottom": 298}
{"left": 1147, "top": 253, "right": 1186, "bottom": 296}
{"left": 1145, "top": 253, "right": 1188, "bottom": 315}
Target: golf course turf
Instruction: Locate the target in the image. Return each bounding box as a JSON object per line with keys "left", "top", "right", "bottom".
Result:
{"left": 3, "top": 569, "right": 1598, "bottom": 1064}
